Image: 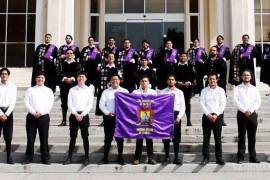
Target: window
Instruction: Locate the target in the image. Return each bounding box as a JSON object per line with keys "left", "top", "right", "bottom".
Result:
{"left": 145, "top": 0, "right": 165, "bottom": 13}
{"left": 0, "top": 0, "right": 36, "bottom": 67}
{"left": 105, "top": 0, "right": 123, "bottom": 13}
{"left": 167, "top": 0, "right": 184, "bottom": 13}
{"left": 124, "top": 0, "right": 144, "bottom": 13}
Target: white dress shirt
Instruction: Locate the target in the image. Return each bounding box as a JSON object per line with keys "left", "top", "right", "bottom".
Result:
{"left": 0, "top": 81, "right": 17, "bottom": 116}
{"left": 25, "top": 85, "right": 54, "bottom": 115}
{"left": 68, "top": 85, "right": 94, "bottom": 116}
{"left": 200, "top": 86, "right": 226, "bottom": 116}
{"left": 160, "top": 87, "right": 186, "bottom": 119}
{"left": 99, "top": 86, "right": 129, "bottom": 115}
{"left": 233, "top": 83, "right": 261, "bottom": 113}
{"left": 133, "top": 87, "right": 157, "bottom": 95}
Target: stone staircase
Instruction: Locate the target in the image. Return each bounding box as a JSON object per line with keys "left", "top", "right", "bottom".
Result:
{"left": 1, "top": 87, "right": 270, "bottom": 165}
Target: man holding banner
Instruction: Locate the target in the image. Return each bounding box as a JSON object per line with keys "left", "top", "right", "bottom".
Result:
{"left": 99, "top": 75, "right": 129, "bottom": 165}
{"left": 160, "top": 75, "right": 186, "bottom": 165}
{"left": 132, "top": 76, "right": 157, "bottom": 165}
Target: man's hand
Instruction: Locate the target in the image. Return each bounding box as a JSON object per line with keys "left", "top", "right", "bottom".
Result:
{"left": 244, "top": 111, "right": 252, "bottom": 117}
{"left": 207, "top": 114, "right": 217, "bottom": 122}
{"left": 64, "top": 78, "right": 73, "bottom": 85}
{"left": 175, "top": 117, "right": 181, "bottom": 124}
{"left": 75, "top": 114, "right": 83, "bottom": 122}
{"left": 34, "top": 112, "right": 41, "bottom": 119}
{"left": 108, "top": 113, "right": 115, "bottom": 117}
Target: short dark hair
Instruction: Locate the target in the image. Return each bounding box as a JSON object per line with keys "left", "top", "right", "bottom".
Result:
{"left": 180, "top": 52, "right": 188, "bottom": 56}
{"left": 207, "top": 72, "right": 219, "bottom": 79}
{"left": 108, "top": 36, "right": 116, "bottom": 40}
{"left": 88, "top": 36, "right": 94, "bottom": 41}
{"left": 65, "top": 48, "right": 74, "bottom": 54}
{"left": 216, "top": 35, "right": 224, "bottom": 40}
{"left": 142, "top": 39, "right": 150, "bottom": 45}
{"left": 65, "top": 34, "right": 73, "bottom": 40}
{"left": 242, "top": 34, "right": 250, "bottom": 39}
{"left": 45, "top": 33, "right": 52, "bottom": 37}
{"left": 110, "top": 74, "right": 121, "bottom": 80}
{"left": 0, "top": 67, "right": 10, "bottom": 75}
{"left": 193, "top": 38, "right": 200, "bottom": 42}
{"left": 108, "top": 52, "right": 115, "bottom": 57}
{"left": 167, "top": 74, "right": 177, "bottom": 81}
{"left": 35, "top": 71, "right": 45, "bottom": 78}
{"left": 123, "top": 38, "right": 131, "bottom": 43}
{"left": 76, "top": 71, "right": 87, "bottom": 78}
{"left": 140, "top": 75, "right": 150, "bottom": 81}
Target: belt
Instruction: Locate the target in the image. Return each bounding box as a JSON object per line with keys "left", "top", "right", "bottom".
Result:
{"left": 0, "top": 107, "right": 8, "bottom": 112}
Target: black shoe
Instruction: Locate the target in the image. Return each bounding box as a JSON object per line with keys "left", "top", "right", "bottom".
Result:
{"left": 7, "top": 156, "right": 14, "bottom": 164}
{"left": 187, "top": 122, "right": 192, "bottom": 126}
{"left": 216, "top": 159, "right": 225, "bottom": 165}
{"left": 250, "top": 158, "right": 260, "bottom": 163}
{"left": 118, "top": 158, "right": 125, "bottom": 165}
{"left": 42, "top": 159, "right": 51, "bottom": 165}
{"left": 147, "top": 158, "right": 156, "bottom": 165}
{"left": 58, "top": 121, "right": 67, "bottom": 126}
{"left": 83, "top": 157, "right": 90, "bottom": 166}
{"left": 237, "top": 158, "right": 244, "bottom": 164}
{"left": 200, "top": 158, "right": 209, "bottom": 165}
{"left": 162, "top": 157, "right": 171, "bottom": 165}
{"left": 22, "top": 158, "right": 33, "bottom": 165}
{"left": 98, "top": 158, "right": 109, "bottom": 165}
{"left": 63, "top": 157, "right": 72, "bottom": 165}
{"left": 173, "top": 158, "right": 182, "bottom": 165}
{"left": 222, "top": 122, "right": 227, "bottom": 126}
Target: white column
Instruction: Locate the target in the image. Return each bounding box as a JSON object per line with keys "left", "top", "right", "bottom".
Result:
{"left": 60, "top": 0, "right": 75, "bottom": 44}
{"left": 184, "top": 0, "right": 190, "bottom": 51}
{"left": 216, "top": 0, "right": 224, "bottom": 36}
{"left": 199, "top": 0, "right": 205, "bottom": 46}
{"left": 77, "top": 0, "right": 90, "bottom": 48}
{"left": 99, "top": 0, "right": 105, "bottom": 49}
{"left": 35, "top": 0, "right": 47, "bottom": 47}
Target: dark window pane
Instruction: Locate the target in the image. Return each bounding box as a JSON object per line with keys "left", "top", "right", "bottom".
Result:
{"left": 126, "top": 23, "right": 144, "bottom": 49}
{"left": 190, "top": 16, "right": 198, "bottom": 43}
{"left": 7, "top": 15, "right": 26, "bottom": 42}
{"left": 167, "top": 0, "right": 184, "bottom": 13}
{"left": 190, "top": 0, "right": 198, "bottom": 13}
{"left": 28, "top": 0, "right": 36, "bottom": 13}
{"left": 145, "top": 22, "right": 163, "bottom": 50}
{"left": 105, "top": 0, "right": 123, "bottom": 13}
{"left": 8, "top": 0, "right": 26, "bottom": 13}
{"left": 6, "top": 44, "right": 25, "bottom": 67}
{"left": 164, "top": 22, "right": 184, "bottom": 50}
{"left": 124, "top": 0, "right": 144, "bottom": 13}
{"left": 0, "top": 15, "right": 6, "bottom": 42}
{"left": 90, "top": 0, "right": 99, "bottom": 13}
{"left": 105, "top": 22, "right": 125, "bottom": 48}
{"left": 26, "top": 43, "right": 34, "bottom": 67}
{"left": 145, "top": 0, "right": 165, "bottom": 13}
{"left": 91, "top": 16, "right": 99, "bottom": 41}
{"left": 0, "top": 0, "right": 7, "bottom": 13}
{"left": 27, "top": 15, "right": 35, "bottom": 42}
{"left": 0, "top": 44, "right": 5, "bottom": 67}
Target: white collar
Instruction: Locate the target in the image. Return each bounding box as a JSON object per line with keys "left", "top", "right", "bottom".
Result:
{"left": 106, "top": 64, "right": 116, "bottom": 68}
{"left": 64, "top": 59, "right": 76, "bottom": 64}
{"left": 140, "top": 66, "right": 149, "bottom": 70}
{"left": 178, "top": 62, "right": 188, "bottom": 66}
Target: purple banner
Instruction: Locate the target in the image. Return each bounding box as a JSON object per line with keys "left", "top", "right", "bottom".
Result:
{"left": 115, "top": 92, "right": 174, "bottom": 139}
{"left": 87, "top": 47, "right": 99, "bottom": 60}
{"left": 240, "top": 44, "right": 254, "bottom": 59}
{"left": 123, "top": 48, "right": 135, "bottom": 63}
{"left": 111, "top": 46, "right": 118, "bottom": 54}
{"left": 166, "top": 48, "right": 178, "bottom": 63}
{"left": 142, "top": 48, "right": 154, "bottom": 61}
{"left": 195, "top": 47, "right": 205, "bottom": 62}
{"left": 44, "top": 44, "right": 56, "bottom": 61}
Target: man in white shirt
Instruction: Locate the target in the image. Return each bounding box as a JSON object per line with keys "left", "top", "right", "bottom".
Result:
{"left": 200, "top": 72, "right": 226, "bottom": 165}
{"left": 24, "top": 72, "right": 54, "bottom": 164}
{"left": 0, "top": 68, "right": 17, "bottom": 164}
{"left": 99, "top": 74, "right": 128, "bottom": 165}
{"left": 234, "top": 70, "right": 261, "bottom": 164}
{"left": 63, "top": 71, "right": 94, "bottom": 166}
{"left": 160, "top": 75, "right": 186, "bottom": 165}
{"left": 132, "top": 76, "right": 157, "bottom": 165}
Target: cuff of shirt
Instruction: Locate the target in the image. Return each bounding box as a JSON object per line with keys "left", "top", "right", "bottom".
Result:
{"left": 62, "top": 77, "right": 67, "bottom": 82}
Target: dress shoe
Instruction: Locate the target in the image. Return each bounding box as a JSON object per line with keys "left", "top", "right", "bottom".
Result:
{"left": 173, "top": 158, "right": 182, "bottom": 165}
{"left": 98, "top": 158, "right": 109, "bottom": 165}
{"left": 7, "top": 156, "right": 14, "bottom": 164}
{"left": 118, "top": 158, "right": 125, "bottom": 165}
{"left": 216, "top": 159, "right": 225, "bottom": 165}
{"left": 200, "top": 158, "right": 209, "bottom": 165}
{"left": 147, "top": 158, "right": 156, "bottom": 165}
{"left": 237, "top": 158, "right": 244, "bottom": 164}
{"left": 162, "top": 157, "right": 171, "bottom": 165}
{"left": 58, "top": 121, "right": 67, "bottom": 126}
{"left": 250, "top": 158, "right": 260, "bottom": 163}
{"left": 63, "top": 157, "right": 72, "bottom": 165}
{"left": 222, "top": 122, "right": 227, "bottom": 126}
{"left": 187, "top": 122, "right": 192, "bottom": 126}
{"left": 82, "top": 157, "right": 90, "bottom": 166}
{"left": 42, "top": 159, "right": 51, "bottom": 165}
{"left": 22, "top": 158, "right": 33, "bottom": 165}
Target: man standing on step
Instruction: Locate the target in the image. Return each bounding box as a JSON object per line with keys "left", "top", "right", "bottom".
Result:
{"left": 200, "top": 72, "right": 226, "bottom": 165}
{"left": 63, "top": 71, "right": 94, "bottom": 166}
{"left": 99, "top": 74, "right": 128, "bottom": 165}
{"left": 24, "top": 72, "right": 54, "bottom": 164}
{"left": 132, "top": 76, "right": 157, "bottom": 165}
{"left": 58, "top": 48, "right": 81, "bottom": 126}
{"left": 31, "top": 33, "right": 59, "bottom": 93}
{"left": 0, "top": 68, "right": 17, "bottom": 164}
{"left": 160, "top": 75, "right": 186, "bottom": 165}
{"left": 234, "top": 70, "right": 261, "bottom": 164}
{"left": 59, "top": 35, "right": 80, "bottom": 63}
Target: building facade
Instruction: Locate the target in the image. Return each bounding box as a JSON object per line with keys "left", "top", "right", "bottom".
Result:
{"left": 0, "top": 0, "right": 269, "bottom": 67}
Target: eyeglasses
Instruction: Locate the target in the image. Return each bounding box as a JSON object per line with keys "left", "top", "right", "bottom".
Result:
{"left": 1, "top": 73, "right": 8, "bottom": 75}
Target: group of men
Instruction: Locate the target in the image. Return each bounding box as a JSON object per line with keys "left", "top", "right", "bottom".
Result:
{"left": 0, "top": 32, "right": 269, "bottom": 165}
